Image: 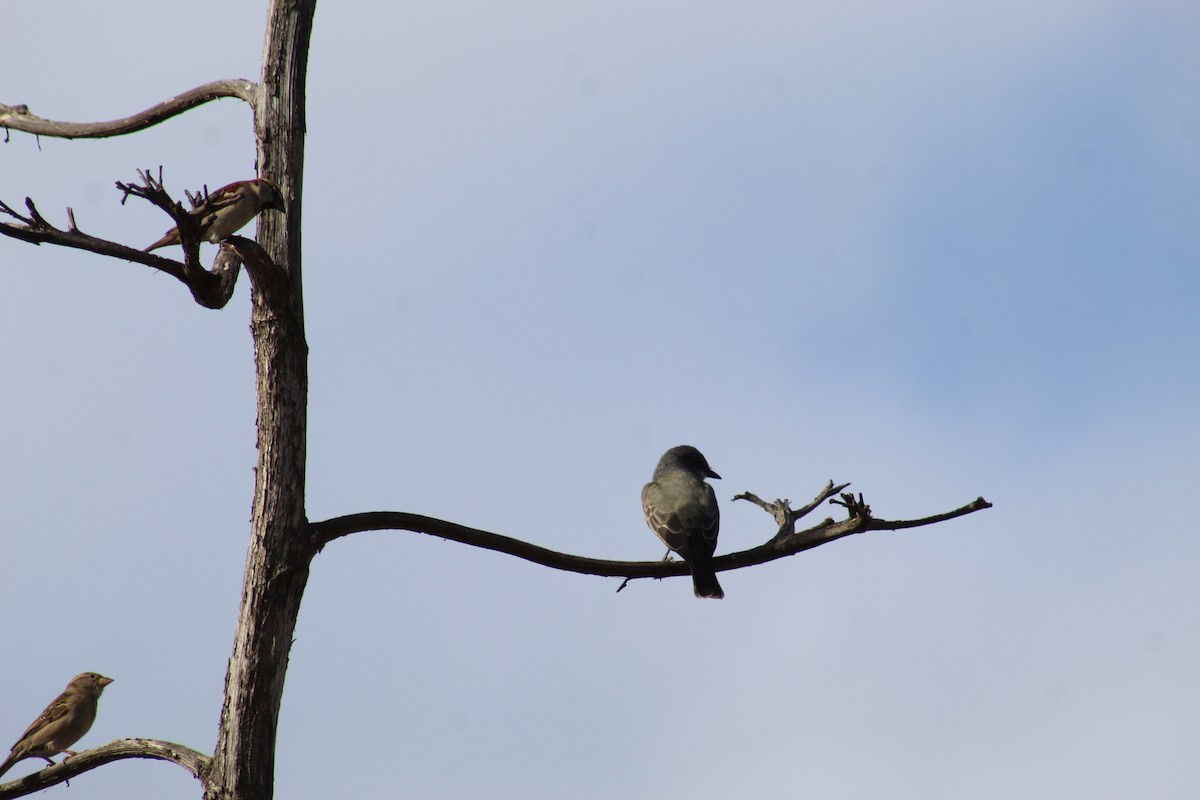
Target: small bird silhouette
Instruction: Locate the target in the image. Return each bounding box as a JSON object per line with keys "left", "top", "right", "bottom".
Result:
{"left": 0, "top": 672, "right": 114, "bottom": 781}
{"left": 145, "top": 178, "right": 285, "bottom": 251}
{"left": 642, "top": 445, "right": 724, "bottom": 599}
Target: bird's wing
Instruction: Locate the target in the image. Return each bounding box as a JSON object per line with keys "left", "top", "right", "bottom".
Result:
{"left": 696, "top": 482, "right": 720, "bottom": 552}
{"left": 13, "top": 693, "right": 72, "bottom": 743}
{"left": 196, "top": 185, "right": 245, "bottom": 213}
{"left": 193, "top": 189, "right": 243, "bottom": 226}
{"left": 642, "top": 481, "right": 688, "bottom": 552}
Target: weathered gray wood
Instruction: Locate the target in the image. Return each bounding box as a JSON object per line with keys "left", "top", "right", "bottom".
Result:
{"left": 205, "top": 4, "right": 319, "bottom": 799}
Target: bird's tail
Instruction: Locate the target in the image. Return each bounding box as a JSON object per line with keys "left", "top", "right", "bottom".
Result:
{"left": 144, "top": 230, "right": 179, "bottom": 252}
{"left": 688, "top": 555, "right": 724, "bottom": 599}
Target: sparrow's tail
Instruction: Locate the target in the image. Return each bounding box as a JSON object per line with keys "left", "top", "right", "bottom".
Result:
{"left": 688, "top": 554, "right": 725, "bottom": 600}
{"left": 144, "top": 230, "right": 179, "bottom": 252}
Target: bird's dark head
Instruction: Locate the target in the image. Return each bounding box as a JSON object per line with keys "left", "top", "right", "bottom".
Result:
{"left": 657, "top": 444, "right": 720, "bottom": 480}
{"left": 254, "top": 179, "right": 287, "bottom": 214}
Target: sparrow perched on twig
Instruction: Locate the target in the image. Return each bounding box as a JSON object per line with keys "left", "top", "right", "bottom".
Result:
{"left": 642, "top": 445, "right": 724, "bottom": 599}
{"left": 144, "top": 178, "right": 286, "bottom": 251}
{"left": 0, "top": 673, "right": 114, "bottom": 781}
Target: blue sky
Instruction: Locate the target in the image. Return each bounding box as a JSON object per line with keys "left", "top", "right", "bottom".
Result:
{"left": 2, "top": 2, "right": 1198, "bottom": 798}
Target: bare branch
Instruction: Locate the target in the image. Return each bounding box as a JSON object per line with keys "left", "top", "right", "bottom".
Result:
{"left": 752, "top": 494, "right": 993, "bottom": 557}
{"left": 116, "top": 166, "right": 192, "bottom": 223}
{"left": 0, "top": 194, "right": 187, "bottom": 282}
{"left": 0, "top": 739, "right": 209, "bottom": 799}
{"left": 733, "top": 480, "right": 850, "bottom": 535}
{"left": 222, "top": 235, "right": 290, "bottom": 305}
{"left": 860, "top": 497, "right": 993, "bottom": 531}
{"left": 310, "top": 490, "right": 992, "bottom": 590}
{"left": 312, "top": 512, "right": 644, "bottom": 577}
{"left": 115, "top": 168, "right": 210, "bottom": 280}
{"left": 0, "top": 80, "right": 257, "bottom": 141}
{"left": 22, "top": 197, "right": 48, "bottom": 228}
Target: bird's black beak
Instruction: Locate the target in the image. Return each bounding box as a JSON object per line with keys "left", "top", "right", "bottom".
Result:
{"left": 269, "top": 197, "right": 287, "bottom": 213}
{"left": 707, "top": 469, "right": 721, "bottom": 480}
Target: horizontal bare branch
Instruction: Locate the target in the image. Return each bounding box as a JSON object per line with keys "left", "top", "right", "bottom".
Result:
{"left": 310, "top": 489, "right": 992, "bottom": 589}
{"left": 743, "top": 495, "right": 992, "bottom": 562}
{"left": 0, "top": 80, "right": 257, "bottom": 140}
{"left": 0, "top": 194, "right": 187, "bottom": 281}
{"left": 0, "top": 739, "right": 209, "bottom": 799}
{"left": 313, "top": 512, "right": 641, "bottom": 577}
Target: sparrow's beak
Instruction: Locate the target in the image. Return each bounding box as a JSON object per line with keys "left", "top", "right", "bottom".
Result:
{"left": 706, "top": 468, "right": 721, "bottom": 480}
{"left": 99, "top": 677, "right": 114, "bottom": 687}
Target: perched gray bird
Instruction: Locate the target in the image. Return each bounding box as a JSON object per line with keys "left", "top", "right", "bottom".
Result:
{"left": 0, "top": 673, "right": 113, "bottom": 781}
{"left": 145, "top": 178, "right": 286, "bottom": 251}
{"left": 641, "top": 445, "right": 724, "bottom": 599}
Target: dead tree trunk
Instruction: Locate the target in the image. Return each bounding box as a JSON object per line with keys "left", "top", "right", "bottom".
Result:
{"left": 205, "top": 4, "right": 318, "bottom": 800}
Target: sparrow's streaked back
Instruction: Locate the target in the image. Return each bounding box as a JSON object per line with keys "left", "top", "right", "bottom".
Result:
{"left": 145, "top": 178, "right": 285, "bottom": 251}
